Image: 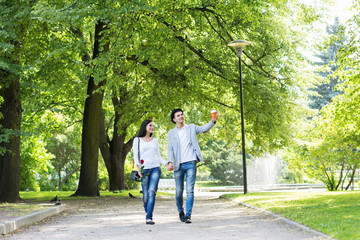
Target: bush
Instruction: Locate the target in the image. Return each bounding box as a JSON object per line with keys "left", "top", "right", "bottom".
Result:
{"left": 203, "top": 140, "right": 251, "bottom": 185}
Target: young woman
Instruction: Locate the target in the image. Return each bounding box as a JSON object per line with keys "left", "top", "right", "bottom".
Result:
{"left": 132, "top": 120, "right": 167, "bottom": 225}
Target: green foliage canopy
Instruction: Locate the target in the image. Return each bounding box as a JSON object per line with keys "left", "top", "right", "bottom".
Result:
{"left": 284, "top": 9, "right": 360, "bottom": 190}
{"left": 28, "top": 0, "right": 324, "bottom": 152}
{"left": 2, "top": 0, "right": 329, "bottom": 194}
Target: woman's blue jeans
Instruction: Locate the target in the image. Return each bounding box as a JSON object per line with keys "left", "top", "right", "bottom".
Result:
{"left": 174, "top": 161, "right": 197, "bottom": 218}
{"left": 141, "top": 167, "right": 161, "bottom": 220}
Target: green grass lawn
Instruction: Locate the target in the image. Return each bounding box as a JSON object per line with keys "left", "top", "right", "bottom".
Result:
{"left": 0, "top": 202, "right": 49, "bottom": 222}
{"left": 195, "top": 181, "right": 234, "bottom": 188}
{"left": 224, "top": 191, "right": 360, "bottom": 240}
{"left": 19, "top": 190, "right": 172, "bottom": 201}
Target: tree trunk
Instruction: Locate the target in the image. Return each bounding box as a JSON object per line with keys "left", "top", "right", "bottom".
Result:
{"left": 108, "top": 153, "right": 126, "bottom": 190}
{"left": 57, "top": 169, "right": 61, "bottom": 190}
{"left": 335, "top": 158, "right": 345, "bottom": 190}
{"left": 345, "top": 165, "right": 357, "bottom": 190}
{"left": 0, "top": 77, "right": 22, "bottom": 203}
{"left": 73, "top": 20, "right": 109, "bottom": 197}
{"left": 322, "top": 161, "right": 336, "bottom": 191}
{"left": 99, "top": 94, "right": 133, "bottom": 191}
{"left": 106, "top": 133, "right": 133, "bottom": 191}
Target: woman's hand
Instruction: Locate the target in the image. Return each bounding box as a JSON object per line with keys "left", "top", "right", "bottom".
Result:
{"left": 167, "top": 162, "right": 175, "bottom": 171}
{"left": 137, "top": 166, "right": 143, "bottom": 178}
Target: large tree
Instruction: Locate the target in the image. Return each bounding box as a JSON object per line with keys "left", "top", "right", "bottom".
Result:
{"left": 73, "top": 19, "right": 110, "bottom": 196}
{"left": 33, "top": 1, "right": 113, "bottom": 196}
{"left": 0, "top": 0, "right": 38, "bottom": 202}
{"left": 309, "top": 17, "right": 345, "bottom": 111}
{"left": 0, "top": 78, "right": 21, "bottom": 202}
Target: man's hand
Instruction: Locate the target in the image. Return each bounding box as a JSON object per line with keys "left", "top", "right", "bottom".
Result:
{"left": 211, "top": 114, "right": 218, "bottom": 123}
{"left": 167, "top": 162, "right": 175, "bottom": 171}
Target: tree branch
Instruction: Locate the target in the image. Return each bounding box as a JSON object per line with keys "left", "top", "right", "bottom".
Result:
{"left": 69, "top": 25, "right": 91, "bottom": 63}
{"left": 60, "top": 0, "right": 80, "bottom": 12}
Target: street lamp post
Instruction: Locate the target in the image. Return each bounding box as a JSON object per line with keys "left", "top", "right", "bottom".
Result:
{"left": 228, "top": 40, "right": 251, "bottom": 194}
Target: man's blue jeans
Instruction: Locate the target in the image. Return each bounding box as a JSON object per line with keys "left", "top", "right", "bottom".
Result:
{"left": 141, "top": 167, "right": 161, "bottom": 220}
{"left": 174, "top": 161, "right": 197, "bottom": 218}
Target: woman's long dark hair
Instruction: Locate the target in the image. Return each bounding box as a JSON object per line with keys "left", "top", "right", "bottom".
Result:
{"left": 137, "top": 120, "right": 153, "bottom": 137}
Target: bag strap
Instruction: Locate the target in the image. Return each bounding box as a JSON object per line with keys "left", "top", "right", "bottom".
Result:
{"left": 133, "top": 137, "right": 140, "bottom": 170}
{"left": 138, "top": 137, "right": 140, "bottom": 165}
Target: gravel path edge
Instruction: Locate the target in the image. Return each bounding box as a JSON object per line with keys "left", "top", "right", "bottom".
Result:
{"left": 0, "top": 205, "right": 65, "bottom": 235}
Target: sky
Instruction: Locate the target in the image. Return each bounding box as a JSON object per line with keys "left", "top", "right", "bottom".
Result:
{"left": 330, "top": 0, "right": 354, "bottom": 23}
{"left": 302, "top": 0, "right": 355, "bottom": 62}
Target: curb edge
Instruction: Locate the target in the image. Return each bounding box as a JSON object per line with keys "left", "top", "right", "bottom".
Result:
{"left": 0, "top": 205, "right": 65, "bottom": 235}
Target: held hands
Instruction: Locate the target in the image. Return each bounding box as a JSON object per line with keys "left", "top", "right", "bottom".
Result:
{"left": 167, "top": 162, "right": 175, "bottom": 171}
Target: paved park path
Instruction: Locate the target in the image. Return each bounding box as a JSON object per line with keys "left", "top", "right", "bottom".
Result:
{"left": 2, "top": 193, "right": 329, "bottom": 240}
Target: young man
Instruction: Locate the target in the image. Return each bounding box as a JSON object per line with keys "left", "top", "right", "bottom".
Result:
{"left": 167, "top": 108, "right": 218, "bottom": 223}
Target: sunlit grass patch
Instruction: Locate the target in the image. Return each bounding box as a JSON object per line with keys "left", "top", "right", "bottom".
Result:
{"left": 0, "top": 202, "right": 48, "bottom": 222}
{"left": 20, "top": 190, "right": 172, "bottom": 201}
{"left": 195, "top": 181, "right": 234, "bottom": 188}
{"left": 224, "top": 191, "right": 360, "bottom": 240}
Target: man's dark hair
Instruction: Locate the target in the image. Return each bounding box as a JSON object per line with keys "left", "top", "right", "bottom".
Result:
{"left": 171, "top": 108, "right": 183, "bottom": 124}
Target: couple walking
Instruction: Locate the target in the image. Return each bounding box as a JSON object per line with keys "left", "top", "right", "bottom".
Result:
{"left": 132, "top": 108, "right": 218, "bottom": 225}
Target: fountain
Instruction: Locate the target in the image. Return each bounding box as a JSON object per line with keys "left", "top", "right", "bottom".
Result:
{"left": 247, "top": 154, "right": 283, "bottom": 191}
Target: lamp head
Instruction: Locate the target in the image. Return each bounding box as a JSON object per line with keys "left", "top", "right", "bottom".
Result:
{"left": 228, "top": 40, "right": 251, "bottom": 57}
